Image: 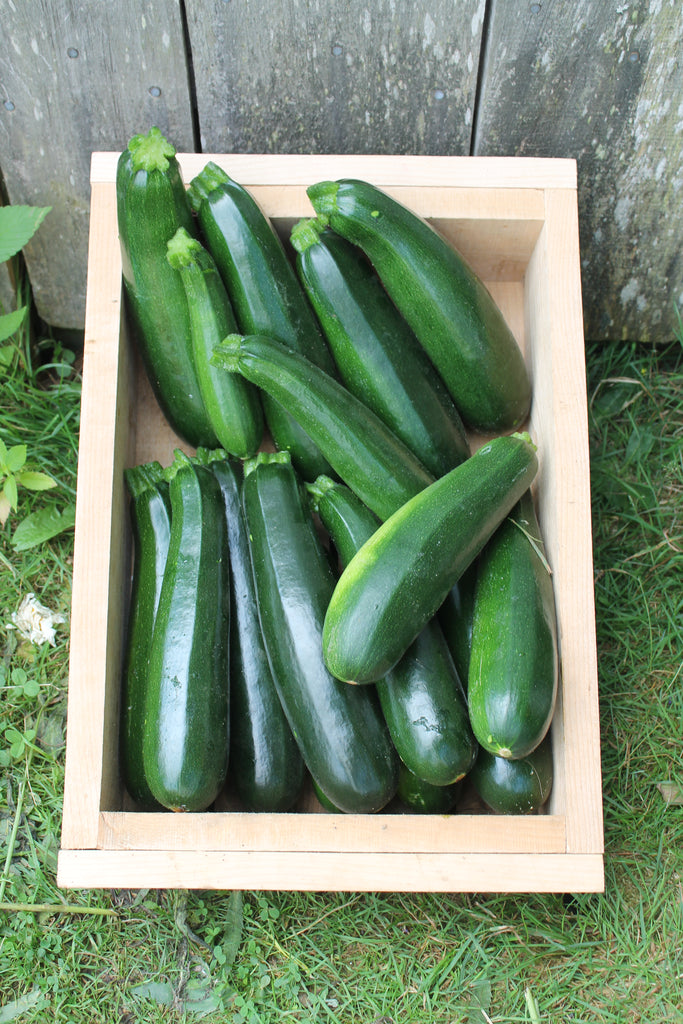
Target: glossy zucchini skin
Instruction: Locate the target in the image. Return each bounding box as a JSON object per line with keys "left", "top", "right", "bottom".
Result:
{"left": 467, "top": 489, "right": 559, "bottom": 759}
{"left": 120, "top": 462, "right": 171, "bottom": 809}
{"left": 322, "top": 433, "right": 539, "bottom": 684}
{"left": 470, "top": 735, "right": 553, "bottom": 814}
{"left": 291, "top": 220, "right": 470, "bottom": 477}
{"left": 309, "top": 476, "right": 477, "bottom": 787}
{"left": 212, "top": 333, "right": 433, "bottom": 522}
{"left": 143, "top": 452, "right": 230, "bottom": 812}
{"left": 211, "top": 459, "right": 305, "bottom": 812}
{"left": 397, "top": 764, "right": 462, "bottom": 815}
{"left": 437, "top": 559, "right": 479, "bottom": 692}
{"left": 241, "top": 452, "right": 398, "bottom": 814}
{"left": 116, "top": 128, "right": 216, "bottom": 447}
{"left": 166, "top": 228, "right": 263, "bottom": 458}
{"left": 188, "top": 162, "right": 334, "bottom": 479}
{"left": 307, "top": 178, "right": 531, "bottom": 433}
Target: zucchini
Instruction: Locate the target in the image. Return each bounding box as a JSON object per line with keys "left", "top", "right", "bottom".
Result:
{"left": 467, "top": 489, "right": 559, "bottom": 759}
{"left": 470, "top": 735, "right": 553, "bottom": 814}
{"left": 143, "top": 451, "right": 230, "bottom": 812}
{"left": 309, "top": 476, "right": 476, "bottom": 787}
{"left": 166, "top": 228, "right": 263, "bottom": 458}
{"left": 241, "top": 451, "right": 398, "bottom": 814}
{"left": 212, "top": 333, "right": 433, "bottom": 522}
{"left": 291, "top": 219, "right": 470, "bottom": 477}
{"left": 307, "top": 178, "right": 531, "bottom": 432}
{"left": 188, "top": 162, "right": 334, "bottom": 479}
{"left": 437, "top": 559, "right": 479, "bottom": 691}
{"left": 120, "top": 461, "right": 171, "bottom": 809}
{"left": 211, "top": 458, "right": 305, "bottom": 812}
{"left": 322, "top": 433, "right": 539, "bottom": 684}
{"left": 397, "top": 764, "right": 462, "bottom": 815}
{"left": 116, "top": 128, "right": 216, "bottom": 447}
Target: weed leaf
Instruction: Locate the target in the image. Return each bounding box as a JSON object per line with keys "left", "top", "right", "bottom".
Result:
{"left": 12, "top": 504, "right": 75, "bottom": 550}
{"left": 0, "top": 987, "right": 45, "bottom": 1022}
{"left": 3, "top": 445, "right": 27, "bottom": 473}
{"left": 656, "top": 781, "right": 683, "bottom": 805}
{"left": 0, "top": 206, "right": 51, "bottom": 263}
{"left": 3, "top": 476, "right": 18, "bottom": 512}
{"left": 14, "top": 470, "right": 57, "bottom": 491}
{"left": 0, "top": 307, "right": 27, "bottom": 343}
{"left": 467, "top": 978, "right": 492, "bottom": 1022}
{"left": 130, "top": 980, "right": 175, "bottom": 1005}
{"left": 219, "top": 890, "right": 244, "bottom": 974}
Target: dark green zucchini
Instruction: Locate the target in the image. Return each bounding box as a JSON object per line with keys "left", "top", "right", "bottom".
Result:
{"left": 212, "top": 333, "right": 433, "bottom": 522}
{"left": 309, "top": 476, "right": 476, "bottom": 787}
{"left": 291, "top": 219, "right": 470, "bottom": 477}
{"left": 211, "top": 458, "right": 305, "bottom": 812}
{"left": 120, "top": 461, "right": 171, "bottom": 809}
{"left": 397, "top": 764, "right": 462, "bottom": 815}
{"left": 437, "top": 559, "right": 479, "bottom": 691}
{"left": 241, "top": 451, "right": 398, "bottom": 814}
{"left": 307, "top": 178, "right": 531, "bottom": 433}
{"left": 467, "top": 489, "right": 559, "bottom": 759}
{"left": 166, "top": 228, "right": 263, "bottom": 458}
{"left": 188, "top": 162, "right": 334, "bottom": 479}
{"left": 470, "top": 735, "right": 553, "bottom": 814}
{"left": 116, "top": 128, "right": 216, "bottom": 447}
{"left": 322, "top": 433, "right": 539, "bottom": 684}
{"left": 143, "top": 450, "right": 230, "bottom": 812}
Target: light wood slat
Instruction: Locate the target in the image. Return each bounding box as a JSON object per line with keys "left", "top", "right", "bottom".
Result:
{"left": 57, "top": 851, "right": 605, "bottom": 893}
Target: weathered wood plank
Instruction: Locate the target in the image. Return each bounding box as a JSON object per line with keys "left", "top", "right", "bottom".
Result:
{"left": 473, "top": 0, "right": 683, "bottom": 342}
{"left": 185, "top": 0, "right": 486, "bottom": 155}
{"left": 0, "top": 0, "right": 195, "bottom": 330}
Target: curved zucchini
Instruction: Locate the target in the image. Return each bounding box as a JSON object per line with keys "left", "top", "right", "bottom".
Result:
{"left": 307, "top": 178, "right": 531, "bottom": 432}
{"left": 322, "top": 433, "right": 539, "bottom": 684}
{"left": 309, "top": 476, "right": 476, "bottom": 787}
{"left": 188, "top": 162, "right": 334, "bottom": 479}
{"left": 120, "top": 461, "right": 171, "bottom": 809}
{"left": 467, "top": 489, "right": 559, "bottom": 759}
{"left": 241, "top": 451, "right": 398, "bottom": 814}
{"left": 143, "top": 451, "right": 230, "bottom": 812}
{"left": 166, "top": 228, "right": 263, "bottom": 458}
{"left": 470, "top": 735, "right": 554, "bottom": 814}
{"left": 116, "top": 128, "right": 215, "bottom": 447}
{"left": 291, "top": 219, "right": 470, "bottom": 477}
{"left": 212, "top": 333, "right": 433, "bottom": 522}
{"left": 397, "top": 764, "right": 462, "bottom": 815}
{"left": 211, "top": 458, "right": 305, "bottom": 812}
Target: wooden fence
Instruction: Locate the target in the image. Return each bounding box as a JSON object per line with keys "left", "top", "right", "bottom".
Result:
{"left": 1, "top": 0, "right": 681, "bottom": 342}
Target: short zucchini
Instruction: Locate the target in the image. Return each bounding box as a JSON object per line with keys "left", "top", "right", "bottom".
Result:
{"left": 291, "top": 218, "right": 470, "bottom": 477}
{"left": 322, "top": 433, "right": 539, "bottom": 684}
{"left": 397, "top": 764, "right": 462, "bottom": 815}
{"left": 467, "top": 489, "right": 559, "bottom": 759}
{"left": 143, "top": 450, "right": 230, "bottom": 812}
{"left": 307, "top": 178, "right": 531, "bottom": 432}
{"left": 212, "top": 333, "right": 433, "bottom": 522}
{"left": 116, "top": 127, "right": 216, "bottom": 447}
{"left": 470, "top": 735, "right": 554, "bottom": 814}
{"left": 241, "top": 451, "right": 398, "bottom": 814}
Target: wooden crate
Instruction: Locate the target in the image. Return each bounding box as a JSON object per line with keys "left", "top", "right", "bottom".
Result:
{"left": 58, "top": 153, "right": 603, "bottom": 893}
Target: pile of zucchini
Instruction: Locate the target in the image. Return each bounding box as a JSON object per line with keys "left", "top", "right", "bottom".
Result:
{"left": 118, "top": 128, "right": 558, "bottom": 816}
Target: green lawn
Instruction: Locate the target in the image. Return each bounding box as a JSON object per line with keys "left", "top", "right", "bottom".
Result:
{"left": 0, "top": 336, "right": 681, "bottom": 1023}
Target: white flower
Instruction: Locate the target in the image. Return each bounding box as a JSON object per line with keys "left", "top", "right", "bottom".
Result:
{"left": 8, "top": 593, "right": 66, "bottom": 647}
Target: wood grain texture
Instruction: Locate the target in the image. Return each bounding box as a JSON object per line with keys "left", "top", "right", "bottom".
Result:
{"left": 474, "top": 0, "right": 683, "bottom": 341}
{"left": 0, "top": 0, "right": 194, "bottom": 328}
{"left": 185, "top": 0, "right": 485, "bottom": 155}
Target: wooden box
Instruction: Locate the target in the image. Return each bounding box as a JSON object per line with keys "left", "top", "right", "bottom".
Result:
{"left": 58, "top": 154, "right": 603, "bottom": 893}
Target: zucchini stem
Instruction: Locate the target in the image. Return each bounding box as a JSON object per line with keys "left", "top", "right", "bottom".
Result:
{"left": 127, "top": 126, "right": 175, "bottom": 173}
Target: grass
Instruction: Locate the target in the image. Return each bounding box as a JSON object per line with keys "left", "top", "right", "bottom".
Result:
{"left": 1, "top": 334, "right": 682, "bottom": 1023}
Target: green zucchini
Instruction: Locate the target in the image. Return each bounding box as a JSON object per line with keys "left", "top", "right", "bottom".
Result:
{"left": 397, "top": 764, "right": 462, "bottom": 815}
{"left": 322, "top": 433, "right": 539, "bottom": 684}
{"left": 120, "top": 461, "right": 171, "bottom": 809}
{"left": 470, "top": 735, "right": 553, "bottom": 814}
{"left": 307, "top": 178, "right": 531, "bottom": 433}
{"left": 188, "top": 162, "right": 334, "bottom": 479}
{"left": 309, "top": 476, "right": 476, "bottom": 787}
{"left": 143, "top": 451, "right": 230, "bottom": 812}
{"left": 211, "top": 458, "right": 305, "bottom": 812}
{"left": 291, "top": 219, "right": 470, "bottom": 477}
{"left": 241, "top": 451, "right": 398, "bottom": 814}
{"left": 116, "top": 128, "right": 216, "bottom": 447}
{"left": 467, "top": 489, "right": 559, "bottom": 759}
{"left": 166, "top": 228, "right": 263, "bottom": 458}
{"left": 212, "top": 333, "right": 433, "bottom": 522}
{"left": 437, "top": 559, "right": 479, "bottom": 691}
